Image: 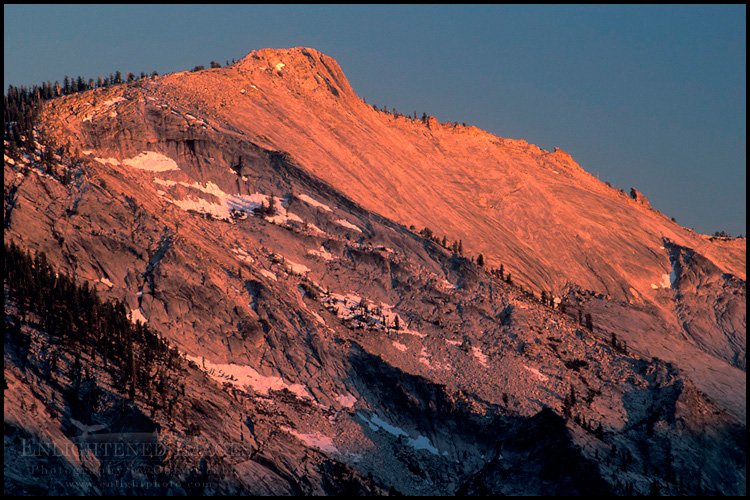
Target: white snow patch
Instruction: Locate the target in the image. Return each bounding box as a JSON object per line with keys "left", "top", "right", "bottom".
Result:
{"left": 358, "top": 413, "right": 407, "bottom": 437}
{"left": 123, "top": 151, "right": 179, "bottom": 172}
{"left": 304, "top": 222, "right": 328, "bottom": 236}
{"left": 285, "top": 260, "right": 310, "bottom": 276}
{"left": 297, "top": 193, "right": 332, "bottom": 212}
{"left": 275, "top": 62, "right": 285, "bottom": 71}
{"left": 357, "top": 413, "right": 441, "bottom": 456}
{"left": 523, "top": 365, "right": 548, "bottom": 382}
{"left": 184, "top": 354, "right": 312, "bottom": 398}
{"left": 440, "top": 279, "right": 457, "bottom": 290}
{"left": 310, "top": 311, "right": 326, "bottom": 325}
{"left": 102, "top": 96, "right": 126, "bottom": 107}
{"left": 130, "top": 308, "right": 147, "bottom": 324}
{"left": 334, "top": 218, "right": 362, "bottom": 233}
{"left": 409, "top": 435, "right": 440, "bottom": 455}
{"left": 260, "top": 270, "right": 277, "bottom": 281}
{"left": 418, "top": 347, "right": 432, "bottom": 367}
{"left": 336, "top": 392, "right": 357, "bottom": 408}
{"left": 392, "top": 341, "right": 408, "bottom": 352}
{"left": 154, "top": 180, "right": 304, "bottom": 224}
{"left": 231, "top": 247, "right": 255, "bottom": 264}
{"left": 99, "top": 277, "right": 114, "bottom": 288}
{"left": 669, "top": 260, "right": 677, "bottom": 286}
{"left": 319, "top": 292, "right": 419, "bottom": 335}
{"left": 95, "top": 157, "right": 120, "bottom": 165}
{"left": 402, "top": 328, "right": 426, "bottom": 338}
{"left": 307, "top": 246, "right": 336, "bottom": 261}
{"left": 472, "top": 346, "right": 488, "bottom": 367}
{"left": 267, "top": 210, "right": 304, "bottom": 225}
{"left": 659, "top": 273, "right": 671, "bottom": 289}
{"left": 282, "top": 427, "right": 338, "bottom": 454}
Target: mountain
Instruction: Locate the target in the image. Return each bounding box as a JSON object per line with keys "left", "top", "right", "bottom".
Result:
{"left": 4, "top": 47, "right": 745, "bottom": 495}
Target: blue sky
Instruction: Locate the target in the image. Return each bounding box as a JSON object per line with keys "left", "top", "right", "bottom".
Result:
{"left": 4, "top": 4, "right": 746, "bottom": 236}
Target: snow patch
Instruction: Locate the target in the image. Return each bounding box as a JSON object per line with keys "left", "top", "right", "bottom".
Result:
{"left": 260, "top": 270, "right": 277, "bottom": 281}
{"left": 231, "top": 247, "right": 255, "bottom": 264}
{"left": 357, "top": 413, "right": 442, "bottom": 456}
{"left": 95, "top": 157, "right": 120, "bottom": 165}
{"left": 392, "top": 341, "right": 408, "bottom": 352}
{"left": 297, "top": 193, "right": 333, "bottom": 212}
{"left": 669, "top": 260, "right": 677, "bottom": 286}
{"left": 402, "top": 328, "right": 426, "bottom": 338}
{"left": 440, "top": 279, "right": 457, "bottom": 290}
{"left": 660, "top": 273, "right": 672, "bottom": 288}
{"left": 409, "top": 435, "right": 441, "bottom": 455}
{"left": 154, "top": 179, "right": 306, "bottom": 225}
{"left": 472, "top": 346, "right": 488, "bottom": 367}
{"left": 102, "top": 96, "right": 126, "bottom": 107}
{"left": 123, "top": 151, "right": 179, "bottom": 172}
{"left": 335, "top": 392, "right": 357, "bottom": 408}
{"left": 358, "top": 413, "right": 407, "bottom": 437}
{"left": 523, "top": 365, "right": 548, "bottom": 382}
{"left": 130, "top": 308, "right": 147, "bottom": 324}
{"left": 282, "top": 427, "right": 338, "bottom": 454}
{"left": 310, "top": 311, "right": 326, "bottom": 325}
{"left": 307, "top": 246, "right": 335, "bottom": 261}
{"left": 418, "top": 347, "right": 432, "bottom": 367}
{"left": 304, "top": 223, "right": 328, "bottom": 236}
{"left": 285, "top": 260, "right": 310, "bottom": 276}
{"left": 334, "top": 219, "right": 362, "bottom": 233}
{"left": 184, "top": 354, "right": 312, "bottom": 399}
{"left": 99, "top": 277, "right": 114, "bottom": 288}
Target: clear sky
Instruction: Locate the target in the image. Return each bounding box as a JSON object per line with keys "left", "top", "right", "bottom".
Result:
{"left": 4, "top": 4, "right": 746, "bottom": 236}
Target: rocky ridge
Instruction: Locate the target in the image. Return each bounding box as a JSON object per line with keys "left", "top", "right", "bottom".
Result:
{"left": 4, "top": 47, "right": 746, "bottom": 495}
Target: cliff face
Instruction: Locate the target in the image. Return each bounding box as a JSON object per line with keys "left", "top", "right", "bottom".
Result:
{"left": 4, "top": 47, "right": 746, "bottom": 495}
{"left": 39, "top": 47, "right": 745, "bottom": 419}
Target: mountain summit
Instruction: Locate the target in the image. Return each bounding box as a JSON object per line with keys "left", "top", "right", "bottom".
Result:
{"left": 4, "top": 47, "right": 745, "bottom": 495}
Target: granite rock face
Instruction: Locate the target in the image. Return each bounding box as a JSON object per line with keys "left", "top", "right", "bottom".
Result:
{"left": 4, "top": 47, "right": 745, "bottom": 495}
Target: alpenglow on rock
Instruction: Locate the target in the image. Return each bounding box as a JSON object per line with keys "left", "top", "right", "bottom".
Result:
{"left": 4, "top": 47, "right": 745, "bottom": 495}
